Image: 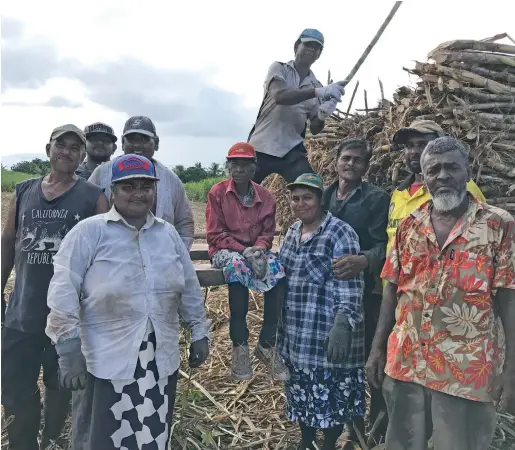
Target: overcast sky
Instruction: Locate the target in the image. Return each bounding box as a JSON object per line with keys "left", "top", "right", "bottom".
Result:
{"left": 1, "top": 0, "right": 514, "bottom": 169}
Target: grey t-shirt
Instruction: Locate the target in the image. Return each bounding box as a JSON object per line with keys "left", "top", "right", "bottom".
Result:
{"left": 5, "top": 177, "right": 103, "bottom": 333}
{"left": 249, "top": 60, "right": 323, "bottom": 158}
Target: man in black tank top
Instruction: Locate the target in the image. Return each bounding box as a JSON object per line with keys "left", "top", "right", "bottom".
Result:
{"left": 1, "top": 124, "right": 109, "bottom": 450}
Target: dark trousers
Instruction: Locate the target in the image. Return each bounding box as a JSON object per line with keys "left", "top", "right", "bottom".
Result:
{"left": 346, "top": 293, "right": 388, "bottom": 445}
{"left": 253, "top": 142, "right": 315, "bottom": 184}
{"left": 228, "top": 279, "right": 285, "bottom": 348}
{"left": 1, "top": 326, "right": 71, "bottom": 450}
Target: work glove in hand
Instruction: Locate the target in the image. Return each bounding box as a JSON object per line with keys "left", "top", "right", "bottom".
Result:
{"left": 243, "top": 246, "right": 264, "bottom": 260}
{"left": 317, "top": 98, "right": 339, "bottom": 121}
{"left": 189, "top": 337, "right": 209, "bottom": 368}
{"left": 55, "top": 338, "right": 87, "bottom": 391}
{"left": 243, "top": 247, "right": 268, "bottom": 280}
{"left": 326, "top": 313, "right": 353, "bottom": 364}
{"left": 315, "top": 83, "right": 345, "bottom": 102}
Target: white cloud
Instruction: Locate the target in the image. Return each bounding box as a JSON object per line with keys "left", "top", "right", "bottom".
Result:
{"left": 2, "top": 0, "right": 514, "bottom": 167}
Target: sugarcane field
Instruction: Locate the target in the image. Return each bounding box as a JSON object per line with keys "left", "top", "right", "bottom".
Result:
{"left": 2, "top": 1, "right": 515, "bottom": 450}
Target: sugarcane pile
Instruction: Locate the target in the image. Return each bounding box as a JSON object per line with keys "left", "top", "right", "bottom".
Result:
{"left": 265, "top": 36, "right": 515, "bottom": 234}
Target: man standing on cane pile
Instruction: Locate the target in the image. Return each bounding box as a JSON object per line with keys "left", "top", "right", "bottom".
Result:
{"left": 323, "top": 139, "right": 390, "bottom": 446}
{"left": 387, "top": 119, "right": 485, "bottom": 255}
{"left": 75, "top": 122, "right": 118, "bottom": 181}
{"left": 366, "top": 137, "right": 515, "bottom": 450}
{"left": 1, "top": 125, "right": 109, "bottom": 450}
{"left": 248, "top": 29, "right": 346, "bottom": 184}
{"left": 88, "top": 116, "right": 195, "bottom": 249}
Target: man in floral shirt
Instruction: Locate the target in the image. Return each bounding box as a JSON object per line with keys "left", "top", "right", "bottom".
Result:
{"left": 366, "top": 137, "right": 515, "bottom": 450}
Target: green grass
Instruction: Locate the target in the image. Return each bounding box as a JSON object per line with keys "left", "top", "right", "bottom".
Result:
{"left": 184, "top": 177, "right": 224, "bottom": 202}
{"left": 1, "top": 169, "right": 36, "bottom": 192}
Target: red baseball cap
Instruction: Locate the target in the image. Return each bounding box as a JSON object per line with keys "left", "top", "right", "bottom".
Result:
{"left": 226, "top": 142, "right": 256, "bottom": 160}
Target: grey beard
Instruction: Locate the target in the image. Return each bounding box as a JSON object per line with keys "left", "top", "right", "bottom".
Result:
{"left": 431, "top": 190, "right": 467, "bottom": 212}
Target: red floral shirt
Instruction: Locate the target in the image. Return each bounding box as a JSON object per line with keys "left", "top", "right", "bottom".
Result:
{"left": 381, "top": 197, "right": 515, "bottom": 402}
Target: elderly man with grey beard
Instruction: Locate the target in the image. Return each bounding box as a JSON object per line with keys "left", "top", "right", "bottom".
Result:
{"left": 366, "top": 137, "right": 515, "bottom": 450}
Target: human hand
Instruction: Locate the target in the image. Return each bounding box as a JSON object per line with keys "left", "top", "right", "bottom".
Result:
{"left": 317, "top": 98, "right": 339, "bottom": 121}
{"left": 56, "top": 338, "right": 87, "bottom": 391}
{"left": 243, "top": 246, "right": 264, "bottom": 260}
{"left": 315, "top": 83, "right": 345, "bottom": 102}
{"left": 189, "top": 337, "right": 209, "bottom": 368}
{"left": 325, "top": 313, "right": 353, "bottom": 363}
{"left": 332, "top": 254, "right": 368, "bottom": 280}
{"left": 365, "top": 348, "right": 387, "bottom": 389}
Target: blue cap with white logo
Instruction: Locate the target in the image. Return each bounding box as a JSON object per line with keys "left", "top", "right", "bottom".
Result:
{"left": 112, "top": 154, "right": 159, "bottom": 183}
{"left": 298, "top": 29, "right": 324, "bottom": 47}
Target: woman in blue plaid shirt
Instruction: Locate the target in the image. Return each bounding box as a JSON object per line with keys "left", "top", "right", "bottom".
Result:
{"left": 278, "top": 173, "right": 366, "bottom": 450}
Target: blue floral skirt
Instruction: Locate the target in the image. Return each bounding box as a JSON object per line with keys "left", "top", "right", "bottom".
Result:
{"left": 284, "top": 366, "right": 366, "bottom": 429}
{"left": 211, "top": 249, "right": 285, "bottom": 293}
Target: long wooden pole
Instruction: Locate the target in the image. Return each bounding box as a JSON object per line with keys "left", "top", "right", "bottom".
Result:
{"left": 346, "top": 80, "right": 360, "bottom": 114}
{"left": 339, "top": 1, "right": 403, "bottom": 87}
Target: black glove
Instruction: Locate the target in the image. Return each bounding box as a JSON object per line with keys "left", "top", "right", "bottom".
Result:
{"left": 188, "top": 337, "right": 209, "bottom": 368}
{"left": 55, "top": 338, "right": 87, "bottom": 390}
{"left": 326, "top": 313, "right": 353, "bottom": 364}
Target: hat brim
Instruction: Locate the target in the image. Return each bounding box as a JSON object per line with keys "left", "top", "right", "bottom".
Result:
{"left": 85, "top": 131, "right": 118, "bottom": 143}
{"left": 113, "top": 174, "right": 160, "bottom": 183}
{"left": 226, "top": 155, "right": 256, "bottom": 160}
{"left": 287, "top": 181, "right": 323, "bottom": 192}
{"left": 300, "top": 37, "right": 324, "bottom": 47}
{"left": 393, "top": 127, "right": 444, "bottom": 144}
{"left": 123, "top": 129, "right": 156, "bottom": 138}
{"left": 53, "top": 130, "right": 86, "bottom": 145}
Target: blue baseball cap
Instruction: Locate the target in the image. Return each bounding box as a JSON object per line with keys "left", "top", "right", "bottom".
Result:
{"left": 298, "top": 29, "right": 324, "bottom": 47}
{"left": 112, "top": 154, "right": 159, "bottom": 183}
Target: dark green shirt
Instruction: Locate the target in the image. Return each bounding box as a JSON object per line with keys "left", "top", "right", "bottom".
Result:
{"left": 324, "top": 180, "right": 390, "bottom": 294}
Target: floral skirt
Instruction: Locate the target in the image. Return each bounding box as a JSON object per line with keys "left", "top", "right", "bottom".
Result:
{"left": 284, "top": 366, "right": 366, "bottom": 429}
{"left": 211, "top": 249, "right": 285, "bottom": 293}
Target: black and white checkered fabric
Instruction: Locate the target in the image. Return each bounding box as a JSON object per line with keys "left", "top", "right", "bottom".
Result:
{"left": 109, "top": 324, "right": 170, "bottom": 450}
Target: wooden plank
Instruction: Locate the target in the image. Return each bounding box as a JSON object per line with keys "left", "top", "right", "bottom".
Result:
{"left": 194, "top": 230, "right": 281, "bottom": 240}
{"left": 190, "top": 244, "right": 280, "bottom": 261}
{"left": 194, "top": 264, "right": 226, "bottom": 287}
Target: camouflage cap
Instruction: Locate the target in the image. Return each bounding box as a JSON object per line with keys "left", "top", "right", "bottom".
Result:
{"left": 393, "top": 120, "right": 446, "bottom": 144}
{"left": 49, "top": 124, "right": 86, "bottom": 145}
{"left": 287, "top": 173, "right": 324, "bottom": 192}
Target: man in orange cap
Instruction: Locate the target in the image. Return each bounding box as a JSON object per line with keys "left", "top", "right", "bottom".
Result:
{"left": 206, "top": 143, "right": 288, "bottom": 381}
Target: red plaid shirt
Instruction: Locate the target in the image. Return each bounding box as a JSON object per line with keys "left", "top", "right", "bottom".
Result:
{"left": 206, "top": 179, "right": 276, "bottom": 258}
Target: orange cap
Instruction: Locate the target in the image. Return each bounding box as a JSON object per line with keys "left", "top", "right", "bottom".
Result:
{"left": 227, "top": 142, "right": 256, "bottom": 160}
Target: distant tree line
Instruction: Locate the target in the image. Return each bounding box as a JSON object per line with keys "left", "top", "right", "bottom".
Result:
{"left": 10, "top": 158, "right": 51, "bottom": 176}
{"left": 172, "top": 162, "right": 225, "bottom": 183}
{"left": 7, "top": 158, "right": 224, "bottom": 184}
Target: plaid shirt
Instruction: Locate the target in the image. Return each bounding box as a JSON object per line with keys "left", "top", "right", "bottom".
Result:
{"left": 278, "top": 213, "right": 365, "bottom": 370}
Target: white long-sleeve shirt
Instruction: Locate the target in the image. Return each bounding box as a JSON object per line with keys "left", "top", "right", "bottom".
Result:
{"left": 46, "top": 207, "right": 210, "bottom": 380}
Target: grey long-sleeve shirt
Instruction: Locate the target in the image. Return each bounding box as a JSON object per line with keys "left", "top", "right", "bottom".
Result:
{"left": 88, "top": 157, "right": 194, "bottom": 249}
{"left": 46, "top": 207, "right": 210, "bottom": 380}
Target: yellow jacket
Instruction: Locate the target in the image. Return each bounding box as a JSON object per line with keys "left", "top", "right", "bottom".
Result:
{"left": 386, "top": 177, "right": 486, "bottom": 256}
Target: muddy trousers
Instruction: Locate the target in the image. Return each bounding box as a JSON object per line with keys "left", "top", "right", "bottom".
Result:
{"left": 1, "top": 326, "right": 71, "bottom": 450}
{"left": 228, "top": 280, "right": 285, "bottom": 348}
{"left": 382, "top": 376, "right": 497, "bottom": 450}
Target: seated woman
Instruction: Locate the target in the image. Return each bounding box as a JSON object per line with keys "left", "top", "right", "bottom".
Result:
{"left": 46, "top": 154, "right": 210, "bottom": 450}
{"left": 206, "top": 142, "right": 288, "bottom": 381}
{"left": 278, "top": 173, "right": 366, "bottom": 450}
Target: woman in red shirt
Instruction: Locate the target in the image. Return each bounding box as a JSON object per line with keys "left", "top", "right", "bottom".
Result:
{"left": 206, "top": 142, "right": 288, "bottom": 382}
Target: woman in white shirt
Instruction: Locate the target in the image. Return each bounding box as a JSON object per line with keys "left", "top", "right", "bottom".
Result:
{"left": 46, "top": 154, "right": 210, "bottom": 450}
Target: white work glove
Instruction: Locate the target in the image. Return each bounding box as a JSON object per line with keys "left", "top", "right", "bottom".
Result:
{"left": 315, "top": 82, "right": 346, "bottom": 102}
{"left": 55, "top": 338, "right": 87, "bottom": 391}
{"left": 243, "top": 247, "right": 268, "bottom": 280}
{"left": 317, "top": 98, "right": 339, "bottom": 121}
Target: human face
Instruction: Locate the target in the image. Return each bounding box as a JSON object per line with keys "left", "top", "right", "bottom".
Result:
{"left": 123, "top": 133, "right": 156, "bottom": 160}
{"left": 404, "top": 132, "right": 438, "bottom": 174}
{"left": 46, "top": 133, "right": 84, "bottom": 174}
{"left": 85, "top": 133, "right": 116, "bottom": 163}
{"left": 422, "top": 151, "right": 470, "bottom": 212}
{"left": 295, "top": 41, "right": 322, "bottom": 67}
{"left": 227, "top": 159, "right": 255, "bottom": 185}
{"left": 113, "top": 178, "right": 156, "bottom": 218}
{"left": 290, "top": 187, "right": 323, "bottom": 225}
{"left": 337, "top": 147, "right": 368, "bottom": 182}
